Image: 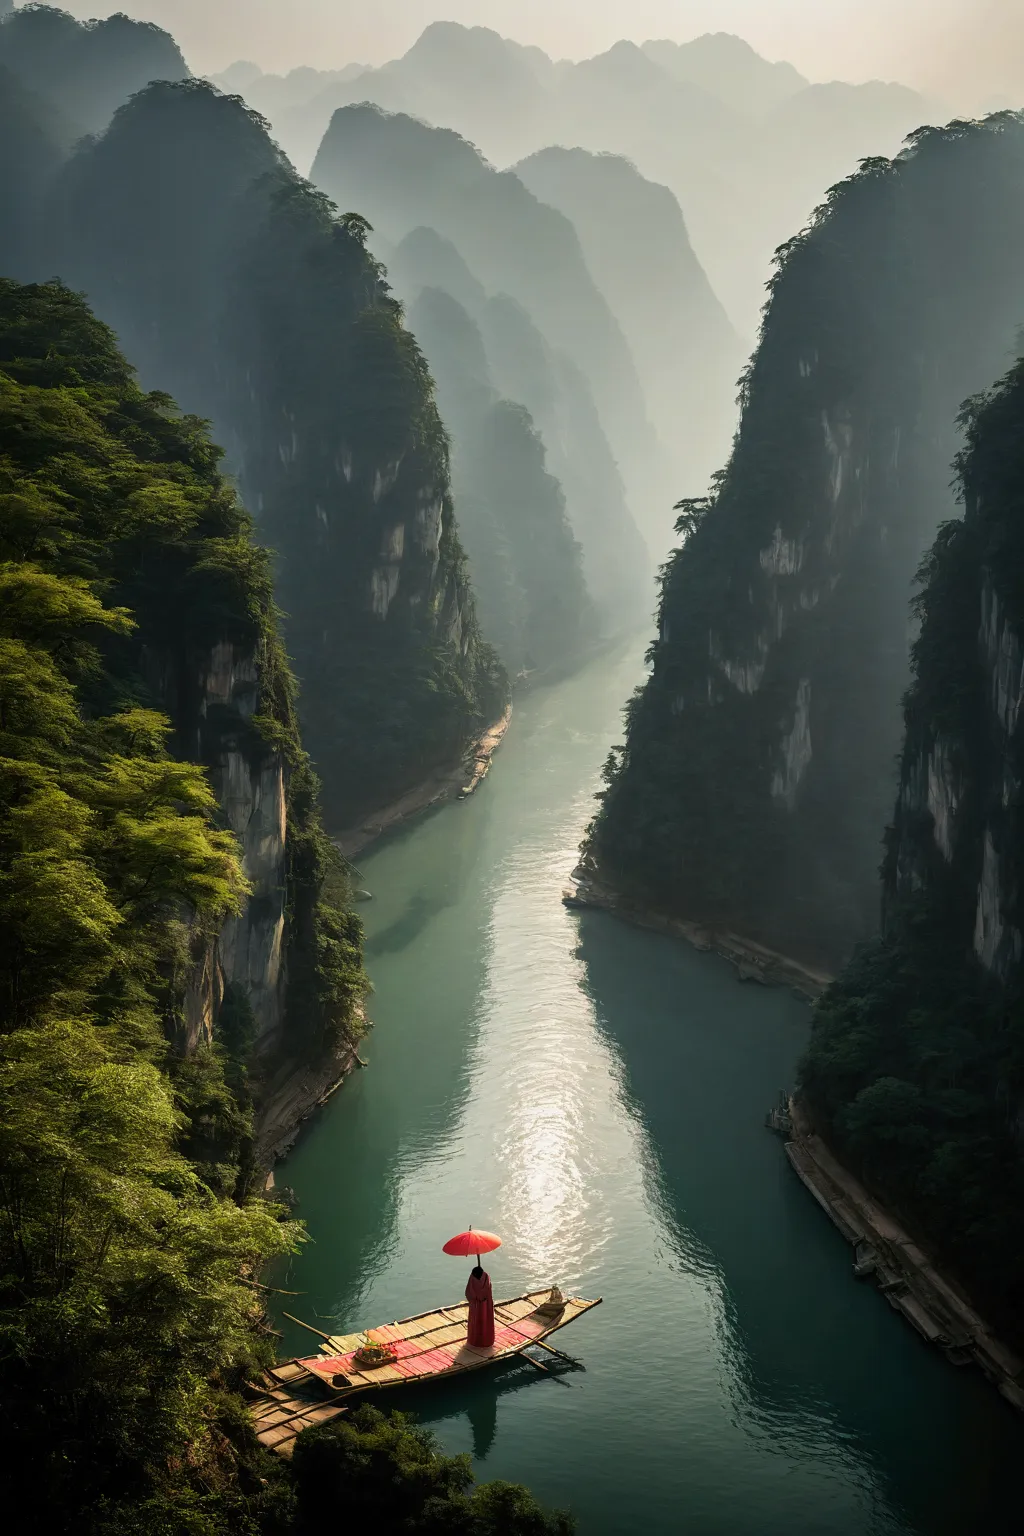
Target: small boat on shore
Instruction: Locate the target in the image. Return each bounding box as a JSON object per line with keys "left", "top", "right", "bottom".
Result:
{"left": 250, "top": 1289, "right": 601, "bottom": 1455}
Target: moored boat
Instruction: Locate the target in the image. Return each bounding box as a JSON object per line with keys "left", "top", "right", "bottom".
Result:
{"left": 250, "top": 1289, "right": 601, "bottom": 1455}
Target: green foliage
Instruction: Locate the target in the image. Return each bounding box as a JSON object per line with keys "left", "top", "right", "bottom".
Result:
{"left": 800, "top": 354, "right": 1024, "bottom": 1335}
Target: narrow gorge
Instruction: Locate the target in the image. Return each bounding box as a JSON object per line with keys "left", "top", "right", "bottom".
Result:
{"left": 4, "top": 6, "right": 1024, "bottom": 1533}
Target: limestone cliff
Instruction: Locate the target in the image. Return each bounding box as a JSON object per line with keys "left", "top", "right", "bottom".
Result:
{"left": 586, "top": 115, "right": 1024, "bottom": 973}
{"left": 800, "top": 358, "right": 1024, "bottom": 1335}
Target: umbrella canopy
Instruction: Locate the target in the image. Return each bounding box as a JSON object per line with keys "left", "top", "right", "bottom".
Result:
{"left": 443, "top": 1228, "right": 501, "bottom": 1259}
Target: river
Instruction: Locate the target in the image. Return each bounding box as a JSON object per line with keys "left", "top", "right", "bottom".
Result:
{"left": 275, "top": 639, "right": 1021, "bottom": 1535}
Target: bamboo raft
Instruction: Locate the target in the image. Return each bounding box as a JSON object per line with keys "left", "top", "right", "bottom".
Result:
{"left": 249, "top": 1289, "right": 601, "bottom": 1456}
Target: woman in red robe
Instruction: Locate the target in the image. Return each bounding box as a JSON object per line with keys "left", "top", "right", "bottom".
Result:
{"left": 465, "top": 1265, "right": 495, "bottom": 1347}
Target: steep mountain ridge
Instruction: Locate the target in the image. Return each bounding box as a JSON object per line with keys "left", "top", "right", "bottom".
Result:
{"left": 388, "top": 224, "right": 650, "bottom": 622}
{"left": 514, "top": 146, "right": 744, "bottom": 516}
{"left": 406, "top": 282, "right": 593, "bottom": 674}
{"left": 310, "top": 104, "right": 672, "bottom": 549}
{"left": 0, "top": 3, "right": 188, "bottom": 135}
{"left": 37, "top": 80, "right": 506, "bottom": 827}
{"left": 272, "top": 20, "right": 552, "bottom": 172}
{"left": 0, "top": 273, "right": 364, "bottom": 1139}
{"left": 262, "top": 22, "right": 936, "bottom": 340}
{"left": 585, "top": 114, "right": 1024, "bottom": 973}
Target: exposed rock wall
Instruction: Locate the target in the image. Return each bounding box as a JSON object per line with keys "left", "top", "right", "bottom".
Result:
{"left": 588, "top": 115, "right": 1024, "bottom": 972}
{"left": 202, "top": 644, "right": 288, "bottom": 1044}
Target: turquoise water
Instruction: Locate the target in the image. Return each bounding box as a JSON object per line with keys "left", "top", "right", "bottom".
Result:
{"left": 276, "top": 642, "right": 1021, "bottom": 1534}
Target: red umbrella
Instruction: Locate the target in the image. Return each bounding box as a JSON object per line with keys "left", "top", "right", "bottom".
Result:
{"left": 442, "top": 1226, "right": 501, "bottom": 1265}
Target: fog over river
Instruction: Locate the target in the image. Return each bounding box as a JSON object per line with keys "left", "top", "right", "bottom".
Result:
{"left": 276, "top": 642, "right": 1020, "bottom": 1536}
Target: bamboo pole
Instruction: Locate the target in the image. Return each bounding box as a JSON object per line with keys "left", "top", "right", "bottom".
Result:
{"left": 282, "top": 1311, "right": 334, "bottom": 1342}
{"left": 528, "top": 1336, "right": 573, "bottom": 1362}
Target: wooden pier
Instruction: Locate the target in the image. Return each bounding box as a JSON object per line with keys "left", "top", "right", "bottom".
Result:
{"left": 247, "top": 1360, "right": 349, "bottom": 1456}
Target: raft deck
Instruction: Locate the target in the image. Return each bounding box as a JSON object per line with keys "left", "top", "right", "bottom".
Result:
{"left": 249, "top": 1289, "right": 601, "bottom": 1456}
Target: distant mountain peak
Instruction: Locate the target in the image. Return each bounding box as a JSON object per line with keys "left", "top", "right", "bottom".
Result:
{"left": 575, "top": 39, "right": 671, "bottom": 89}
{"left": 642, "top": 33, "right": 807, "bottom": 114}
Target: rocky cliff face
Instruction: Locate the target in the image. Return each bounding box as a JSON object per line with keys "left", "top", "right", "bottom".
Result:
{"left": 587, "top": 114, "right": 1024, "bottom": 973}
{"left": 36, "top": 81, "right": 506, "bottom": 827}
{"left": 885, "top": 381, "right": 1024, "bottom": 984}
{"left": 196, "top": 643, "right": 287, "bottom": 1049}
{"left": 800, "top": 357, "right": 1024, "bottom": 1332}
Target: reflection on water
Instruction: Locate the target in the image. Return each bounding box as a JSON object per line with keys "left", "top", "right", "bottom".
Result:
{"left": 466, "top": 1388, "right": 498, "bottom": 1461}
{"left": 276, "top": 641, "right": 1022, "bottom": 1535}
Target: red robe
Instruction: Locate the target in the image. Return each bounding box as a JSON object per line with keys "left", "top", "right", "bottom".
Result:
{"left": 466, "top": 1269, "right": 495, "bottom": 1348}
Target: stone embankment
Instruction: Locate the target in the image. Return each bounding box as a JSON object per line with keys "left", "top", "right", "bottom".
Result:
{"left": 335, "top": 706, "right": 512, "bottom": 860}
{"left": 784, "top": 1099, "right": 1024, "bottom": 1413}
{"left": 562, "top": 872, "right": 831, "bottom": 1000}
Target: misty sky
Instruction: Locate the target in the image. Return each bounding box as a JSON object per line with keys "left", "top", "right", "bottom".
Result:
{"left": 48, "top": 0, "right": 1022, "bottom": 106}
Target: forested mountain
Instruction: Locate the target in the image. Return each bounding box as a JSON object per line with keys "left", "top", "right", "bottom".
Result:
{"left": 0, "top": 3, "right": 188, "bottom": 135}
{"left": 0, "top": 277, "right": 362, "bottom": 1518}
{"left": 0, "top": 2, "right": 192, "bottom": 278}
{"left": 801, "top": 357, "right": 1024, "bottom": 1341}
{"left": 514, "top": 147, "right": 744, "bottom": 511}
{"left": 406, "top": 283, "right": 593, "bottom": 675}
{"left": 309, "top": 105, "right": 671, "bottom": 551}
{"left": 28, "top": 80, "right": 506, "bottom": 827}
{"left": 585, "top": 114, "right": 1024, "bottom": 973}
{"left": 388, "top": 225, "right": 650, "bottom": 624}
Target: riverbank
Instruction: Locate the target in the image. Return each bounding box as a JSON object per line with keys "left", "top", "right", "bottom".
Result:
{"left": 253, "top": 1018, "right": 366, "bottom": 1168}
{"left": 563, "top": 872, "right": 832, "bottom": 1001}
{"left": 334, "top": 706, "right": 513, "bottom": 861}
{"left": 783, "top": 1098, "right": 1024, "bottom": 1412}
